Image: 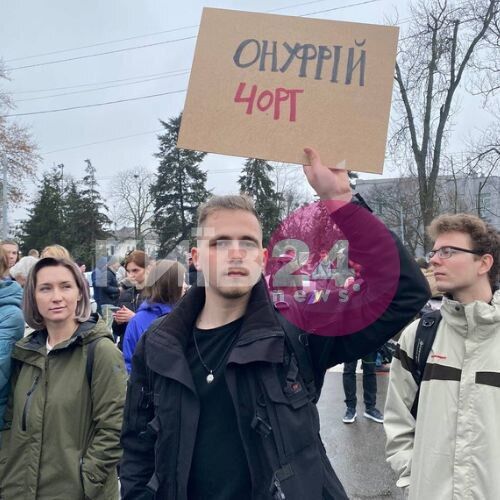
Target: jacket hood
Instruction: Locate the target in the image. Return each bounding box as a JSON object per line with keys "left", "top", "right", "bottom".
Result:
{"left": 13, "top": 313, "right": 113, "bottom": 365}
{"left": 0, "top": 280, "right": 23, "bottom": 308}
{"left": 137, "top": 300, "right": 172, "bottom": 315}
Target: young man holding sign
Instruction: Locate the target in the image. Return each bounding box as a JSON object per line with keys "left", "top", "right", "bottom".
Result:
{"left": 120, "top": 148, "right": 429, "bottom": 500}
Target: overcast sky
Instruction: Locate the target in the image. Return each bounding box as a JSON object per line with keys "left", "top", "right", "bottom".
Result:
{"left": 1, "top": 0, "right": 486, "bottom": 224}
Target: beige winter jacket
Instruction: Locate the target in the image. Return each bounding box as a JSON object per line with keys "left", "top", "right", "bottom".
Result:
{"left": 384, "top": 290, "right": 500, "bottom": 500}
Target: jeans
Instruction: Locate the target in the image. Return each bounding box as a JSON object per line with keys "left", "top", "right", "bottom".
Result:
{"left": 343, "top": 352, "right": 377, "bottom": 410}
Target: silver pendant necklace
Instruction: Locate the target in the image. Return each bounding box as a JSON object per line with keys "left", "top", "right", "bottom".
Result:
{"left": 193, "top": 328, "right": 240, "bottom": 384}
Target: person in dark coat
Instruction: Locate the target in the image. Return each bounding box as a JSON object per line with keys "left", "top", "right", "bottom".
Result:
{"left": 112, "top": 250, "right": 149, "bottom": 350}
{"left": 187, "top": 257, "right": 199, "bottom": 285}
{"left": 93, "top": 256, "right": 120, "bottom": 314}
{"left": 119, "top": 147, "right": 430, "bottom": 500}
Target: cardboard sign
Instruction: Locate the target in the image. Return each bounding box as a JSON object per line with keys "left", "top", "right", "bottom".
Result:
{"left": 177, "top": 8, "right": 399, "bottom": 174}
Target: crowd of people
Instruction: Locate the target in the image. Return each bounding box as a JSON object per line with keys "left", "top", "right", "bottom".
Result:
{"left": 0, "top": 146, "right": 497, "bottom": 499}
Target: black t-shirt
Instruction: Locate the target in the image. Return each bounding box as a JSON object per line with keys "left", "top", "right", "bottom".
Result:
{"left": 186, "top": 316, "right": 252, "bottom": 500}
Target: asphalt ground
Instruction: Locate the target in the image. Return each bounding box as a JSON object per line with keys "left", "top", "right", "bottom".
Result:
{"left": 317, "top": 368, "right": 404, "bottom": 500}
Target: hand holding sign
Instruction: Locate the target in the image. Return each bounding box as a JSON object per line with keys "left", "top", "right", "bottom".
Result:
{"left": 303, "top": 147, "right": 352, "bottom": 203}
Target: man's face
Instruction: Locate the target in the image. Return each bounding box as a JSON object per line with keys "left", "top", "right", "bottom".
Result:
{"left": 192, "top": 209, "right": 267, "bottom": 300}
{"left": 429, "top": 231, "right": 487, "bottom": 295}
{"left": 2, "top": 243, "right": 18, "bottom": 268}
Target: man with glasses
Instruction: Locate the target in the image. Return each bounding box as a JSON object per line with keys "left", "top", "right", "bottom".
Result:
{"left": 385, "top": 213, "right": 500, "bottom": 500}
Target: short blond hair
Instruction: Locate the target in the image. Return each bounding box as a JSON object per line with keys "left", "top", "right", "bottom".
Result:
{"left": 23, "top": 257, "right": 91, "bottom": 330}
{"left": 40, "top": 244, "right": 71, "bottom": 260}
{"left": 197, "top": 194, "right": 259, "bottom": 228}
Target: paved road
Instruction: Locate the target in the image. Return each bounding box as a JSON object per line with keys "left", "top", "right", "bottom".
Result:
{"left": 317, "top": 369, "right": 403, "bottom": 500}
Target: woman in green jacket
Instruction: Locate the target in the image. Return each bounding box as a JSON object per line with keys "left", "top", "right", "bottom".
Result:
{"left": 0, "top": 257, "right": 127, "bottom": 500}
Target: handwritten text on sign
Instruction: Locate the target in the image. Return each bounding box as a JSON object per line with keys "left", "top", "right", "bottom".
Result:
{"left": 232, "top": 39, "right": 367, "bottom": 122}
{"left": 177, "top": 8, "right": 399, "bottom": 172}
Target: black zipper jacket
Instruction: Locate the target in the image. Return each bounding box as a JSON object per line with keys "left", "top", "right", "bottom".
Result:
{"left": 120, "top": 202, "right": 429, "bottom": 500}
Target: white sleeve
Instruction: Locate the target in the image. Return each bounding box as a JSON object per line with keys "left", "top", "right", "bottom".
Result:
{"left": 384, "top": 320, "right": 419, "bottom": 488}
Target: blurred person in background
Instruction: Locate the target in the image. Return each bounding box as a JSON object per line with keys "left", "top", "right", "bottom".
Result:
{"left": 123, "top": 259, "right": 186, "bottom": 373}
{"left": 0, "top": 248, "right": 24, "bottom": 428}
{"left": 112, "top": 250, "right": 149, "bottom": 350}
{"left": 92, "top": 256, "right": 120, "bottom": 314}
{"left": 0, "top": 241, "right": 19, "bottom": 280}
{"left": 9, "top": 249, "right": 39, "bottom": 287}
{"left": 115, "top": 259, "right": 127, "bottom": 285}
{"left": 40, "top": 244, "right": 71, "bottom": 260}
{"left": 0, "top": 257, "right": 126, "bottom": 499}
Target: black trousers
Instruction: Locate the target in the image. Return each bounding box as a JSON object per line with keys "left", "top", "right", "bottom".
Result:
{"left": 342, "top": 352, "right": 377, "bottom": 410}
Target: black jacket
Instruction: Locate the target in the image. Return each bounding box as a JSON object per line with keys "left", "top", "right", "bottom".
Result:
{"left": 94, "top": 267, "right": 120, "bottom": 307}
{"left": 112, "top": 281, "right": 144, "bottom": 347}
{"left": 120, "top": 203, "right": 429, "bottom": 500}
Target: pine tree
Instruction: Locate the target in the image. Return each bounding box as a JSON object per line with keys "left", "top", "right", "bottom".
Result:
{"left": 62, "top": 179, "right": 89, "bottom": 263}
{"left": 151, "top": 114, "right": 210, "bottom": 257}
{"left": 19, "top": 163, "right": 111, "bottom": 266}
{"left": 238, "top": 158, "right": 282, "bottom": 245}
{"left": 19, "top": 168, "right": 65, "bottom": 253}
{"left": 74, "top": 159, "right": 112, "bottom": 266}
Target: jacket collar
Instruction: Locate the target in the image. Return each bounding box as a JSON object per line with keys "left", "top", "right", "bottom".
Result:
{"left": 14, "top": 314, "right": 110, "bottom": 363}
{"left": 145, "top": 277, "right": 285, "bottom": 390}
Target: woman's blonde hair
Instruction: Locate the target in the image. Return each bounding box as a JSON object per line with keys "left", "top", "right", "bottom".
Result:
{"left": 40, "top": 244, "right": 71, "bottom": 260}
{"left": 23, "top": 257, "right": 91, "bottom": 330}
{"left": 0, "top": 247, "right": 9, "bottom": 277}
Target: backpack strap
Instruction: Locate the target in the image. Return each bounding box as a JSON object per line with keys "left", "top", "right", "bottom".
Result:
{"left": 86, "top": 337, "right": 105, "bottom": 387}
{"left": 410, "top": 309, "right": 442, "bottom": 418}
{"left": 274, "top": 310, "right": 317, "bottom": 401}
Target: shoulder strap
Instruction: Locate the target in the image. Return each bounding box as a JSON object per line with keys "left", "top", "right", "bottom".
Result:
{"left": 410, "top": 309, "right": 442, "bottom": 418}
{"left": 274, "top": 311, "right": 317, "bottom": 400}
{"left": 86, "top": 337, "right": 105, "bottom": 387}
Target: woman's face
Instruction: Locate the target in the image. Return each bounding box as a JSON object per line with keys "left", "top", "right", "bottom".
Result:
{"left": 126, "top": 262, "right": 145, "bottom": 285}
{"left": 35, "top": 266, "right": 81, "bottom": 326}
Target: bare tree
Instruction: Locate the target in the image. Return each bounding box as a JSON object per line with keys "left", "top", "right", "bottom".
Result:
{"left": 465, "top": 120, "right": 500, "bottom": 217}
{"left": 271, "top": 163, "right": 314, "bottom": 219}
{"left": 392, "top": 0, "right": 499, "bottom": 250}
{"left": 109, "top": 166, "right": 155, "bottom": 243}
{"left": 359, "top": 178, "right": 424, "bottom": 255}
{"left": 0, "top": 59, "right": 40, "bottom": 205}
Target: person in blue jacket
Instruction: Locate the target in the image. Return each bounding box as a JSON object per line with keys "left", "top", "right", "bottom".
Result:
{"left": 123, "top": 259, "right": 186, "bottom": 373}
{"left": 0, "top": 247, "right": 24, "bottom": 427}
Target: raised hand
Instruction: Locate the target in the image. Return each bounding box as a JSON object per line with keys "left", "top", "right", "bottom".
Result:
{"left": 303, "top": 147, "right": 352, "bottom": 202}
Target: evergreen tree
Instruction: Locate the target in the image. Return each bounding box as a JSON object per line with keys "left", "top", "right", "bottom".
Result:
{"left": 238, "top": 158, "right": 282, "bottom": 245}
{"left": 74, "top": 159, "right": 112, "bottom": 266}
{"left": 19, "top": 162, "right": 111, "bottom": 267}
{"left": 19, "top": 168, "right": 65, "bottom": 253}
{"left": 151, "top": 114, "right": 210, "bottom": 257}
{"left": 62, "top": 178, "right": 89, "bottom": 263}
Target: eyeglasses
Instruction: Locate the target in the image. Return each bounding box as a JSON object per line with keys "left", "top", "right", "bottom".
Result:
{"left": 426, "top": 246, "right": 483, "bottom": 263}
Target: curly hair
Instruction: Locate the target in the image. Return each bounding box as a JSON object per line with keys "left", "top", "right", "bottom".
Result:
{"left": 428, "top": 213, "right": 500, "bottom": 287}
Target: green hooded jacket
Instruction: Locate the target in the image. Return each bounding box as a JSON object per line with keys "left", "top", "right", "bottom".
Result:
{"left": 0, "top": 315, "right": 127, "bottom": 500}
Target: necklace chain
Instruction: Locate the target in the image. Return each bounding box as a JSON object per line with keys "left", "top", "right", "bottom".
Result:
{"left": 193, "top": 327, "right": 240, "bottom": 383}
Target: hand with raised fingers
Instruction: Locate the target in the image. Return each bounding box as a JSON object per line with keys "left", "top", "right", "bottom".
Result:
{"left": 303, "top": 147, "right": 352, "bottom": 203}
